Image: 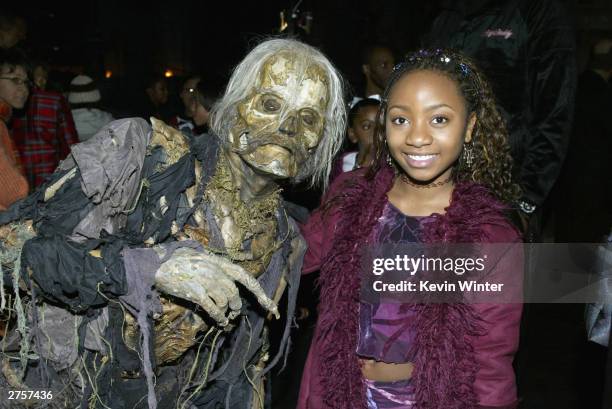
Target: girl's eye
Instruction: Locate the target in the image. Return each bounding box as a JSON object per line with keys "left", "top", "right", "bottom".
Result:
{"left": 362, "top": 122, "right": 372, "bottom": 130}
{"left": 391, "top": 117, "right": 408, "bottom": 125}
{"left": 431, "top": 116, "right": 448, "bottom": 125}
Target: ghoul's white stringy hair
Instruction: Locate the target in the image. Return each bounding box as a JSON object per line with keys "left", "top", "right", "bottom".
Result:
{"left": 210, "top": 38, "right": 346, "bottom": 190}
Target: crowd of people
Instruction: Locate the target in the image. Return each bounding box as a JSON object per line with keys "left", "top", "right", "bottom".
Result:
{"left": 0, "top": 2, "right": 611, "bottom": 408}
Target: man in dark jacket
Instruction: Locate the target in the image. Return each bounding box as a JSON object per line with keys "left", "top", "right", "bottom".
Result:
{"left": 425, "top": 0, "right": 576, "bottom": 235}
{"left": 556, "top": 38, "right": 612, "bottom": 244}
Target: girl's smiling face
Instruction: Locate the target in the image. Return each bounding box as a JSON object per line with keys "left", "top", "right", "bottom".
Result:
{"left": 386, "top": 70, "right": 476, "bottom": 184}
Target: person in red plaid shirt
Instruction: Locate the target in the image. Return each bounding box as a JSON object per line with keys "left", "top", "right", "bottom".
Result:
{"left": 11, "top": 65, "right": 79, "bottom": 189}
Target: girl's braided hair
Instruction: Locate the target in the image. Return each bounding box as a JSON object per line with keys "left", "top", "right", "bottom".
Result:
{"left": 369, "top": 48, "right": 521, "bottom": 203}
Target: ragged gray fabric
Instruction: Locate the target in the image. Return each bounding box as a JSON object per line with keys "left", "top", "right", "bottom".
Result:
{"left": 120, "top": 240, "right": 204, "bottom": 409}
{"left": 83, "top": 307, "right": 109, "bottom": 354}
{"left": 28, "top": 303, "right": 110, "bottom": 372}
{"left": 587, "top": 303, "right": 612, "bottom": 347}
{"left": 120, "top": 247, "right": 162, "bottom": 318}
{"left": 262, "top": 217, "right": 305, "bottom": 376}
{"left": 120, "top": 246, "right": 163, "bottom": 409}
{"left": 71, "top": 118, "right": 151, "bottom": 240}
{"left": 29, "top": 303, "right": 81, "bottom": 371}
{"left": 586, "top": 240, "right": 612, "bottom": 347}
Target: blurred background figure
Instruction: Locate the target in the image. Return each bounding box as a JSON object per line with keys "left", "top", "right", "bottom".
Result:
{"left": 555, "top": 37, "right": 612, "bottom": 244}
{"left": 31, "top": 61, "right": 47, "bottom": 90}
{"left": 425, "top": 0, "right": 576, "bottom": 241}
{"left": 172, "top": 76, "right": 220, "bottom": 138}
{"left": 329, "top": 97, "right": 379, "bottom": 183}
{"left": 68, "top": 74, "right": 114, "bottom": 142}
{"left": 350, "top": 44, "right": 394, "bottom": 105}
{"left": 0, "top": 47, "right": 28, "bottom": 209}
{"left": 172, "top": 74, "right": 200, "bottom": 131}
{"left": 0, "top": 12, "right": 26, "bottom": 49}
{"left": 11, "top": 61, "right": 78, "bottom": 189}
{"left": 550, "top": 35, "right": 612, "bottom": 406}
{"left": 141, "top": 73, "right": 171, "bottom": 122}
{"left": 361, "top": 44, "right": 394, "bottom": 99}
{"left": 188, "top": 79, "right": 219, "bottom": 135}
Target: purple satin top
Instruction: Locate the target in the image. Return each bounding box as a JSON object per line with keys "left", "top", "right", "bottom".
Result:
{"left": 356, "top": 202, "right": 424, "bottom": 363}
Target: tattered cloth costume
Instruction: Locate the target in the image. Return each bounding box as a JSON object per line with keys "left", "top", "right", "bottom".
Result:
{"left": 297, "top": 166, "right": 522, "bottom": 409}
{"left": 0, "top": 118, "right": 302, "bottom": 409}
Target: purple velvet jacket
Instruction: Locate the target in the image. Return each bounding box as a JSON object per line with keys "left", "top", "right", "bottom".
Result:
{"left": 297, "top": 166, "right": 523, "bottom": 409}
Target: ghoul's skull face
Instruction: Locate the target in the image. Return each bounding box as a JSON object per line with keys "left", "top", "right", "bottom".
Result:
{"left": 230, "top": 52, "right": 329, "bottom": 179}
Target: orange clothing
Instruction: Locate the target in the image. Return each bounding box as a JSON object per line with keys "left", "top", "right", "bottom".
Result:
{"left": 0, "top": 101, "right": 28, "bottom": 210}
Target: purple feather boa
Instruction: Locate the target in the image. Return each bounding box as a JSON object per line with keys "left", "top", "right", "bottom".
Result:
{"left": 316, "top": 165, "right": 511, "bottom": 409}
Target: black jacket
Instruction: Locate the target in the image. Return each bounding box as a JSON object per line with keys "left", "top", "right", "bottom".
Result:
{"left": 555, "top": 70, "right": 612, "bottom": 242}
{"left": 425, "top": 0, "right": 576, "bottom": 207}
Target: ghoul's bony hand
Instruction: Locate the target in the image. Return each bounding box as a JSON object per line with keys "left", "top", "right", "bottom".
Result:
{"left": 154, "top": 247, "right": 279, "bottom": 327}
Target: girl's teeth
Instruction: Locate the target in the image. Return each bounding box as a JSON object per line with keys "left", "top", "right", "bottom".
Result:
{"left": 408, "top": 154, "right": 435, "bottom": 160}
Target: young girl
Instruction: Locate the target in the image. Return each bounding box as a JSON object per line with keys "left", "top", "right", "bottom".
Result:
{"left": 330, "top": 98, "right": 380, "bottom": 182}
{"left": 297, "top": 49, "right": 523, "bottom": 409}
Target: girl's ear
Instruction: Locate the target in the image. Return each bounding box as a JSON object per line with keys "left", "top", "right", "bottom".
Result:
{"left": 347, "top": 128, "right": 358, "bottom": 144}
{"left": 465, "top": 113, "right": 477, "bottom": 143}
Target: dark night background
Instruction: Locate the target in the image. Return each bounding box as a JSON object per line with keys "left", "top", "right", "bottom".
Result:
{"left": 4, "top": 1, "right": 612, "bottom": 408}
{"left": 13, "top": 1, "right": 434, "bottom": 79}
{"left": 6, "top": 1, "right": 446, "bottom": 117}
{"left": 7, "top": 0, "right": 611, "bottom": 115}
{"left": 8, "top": 0, "right": 611, "bottom": 113}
